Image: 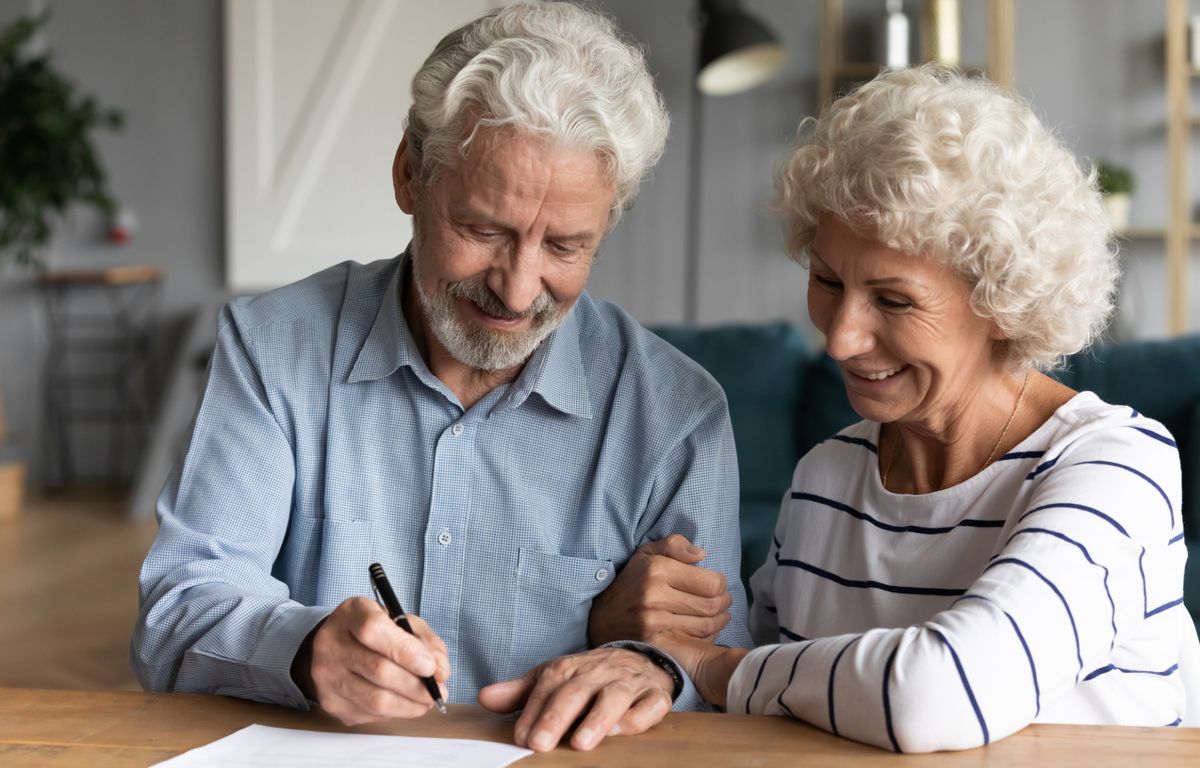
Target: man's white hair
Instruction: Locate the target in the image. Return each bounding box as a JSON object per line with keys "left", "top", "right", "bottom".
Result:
{"left": 777, "top": 64, "right": 1119, "bottom": 371}
{"left": 405, "top": 0, "right": 669, "bottom": 225}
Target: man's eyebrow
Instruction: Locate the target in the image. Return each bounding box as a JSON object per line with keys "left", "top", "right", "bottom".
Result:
{"left": 549, "top": 231, "right": 600, "bottom": 243}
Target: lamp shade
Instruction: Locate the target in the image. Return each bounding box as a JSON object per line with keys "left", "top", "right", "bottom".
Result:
{"left": 696, "top": 0, "right": 786, "bottom": 96}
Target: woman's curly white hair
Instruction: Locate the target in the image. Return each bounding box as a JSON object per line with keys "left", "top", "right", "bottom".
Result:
{"left": 776, "top": 65, "right": 1119, "bottom": 371}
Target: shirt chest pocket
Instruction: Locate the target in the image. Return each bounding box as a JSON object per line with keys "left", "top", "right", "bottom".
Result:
{"left": 507, "top": 547, "right": 614, "bottom": 679}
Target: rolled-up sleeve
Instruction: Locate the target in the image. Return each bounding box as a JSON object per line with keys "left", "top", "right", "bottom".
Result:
{"left": 130, "top": 303, "right": 330, "bottom": 708}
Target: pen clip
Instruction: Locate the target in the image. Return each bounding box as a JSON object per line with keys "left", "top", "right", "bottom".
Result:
{"left": 370, "top": 581, "right": 383, "bottom": 608}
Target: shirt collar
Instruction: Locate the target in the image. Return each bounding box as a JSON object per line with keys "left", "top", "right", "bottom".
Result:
{"left": 503, "top": 305, "right": 592, "bottom": 420}
{"left": 345, "top": 251, "right": 593, "bottom": 420}
{"left": 346, "top": 253, "right": 420, "bottom": 384}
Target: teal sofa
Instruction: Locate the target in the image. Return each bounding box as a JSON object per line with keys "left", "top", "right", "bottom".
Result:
{"left": 652, "top": 323, "right": 1200, "bottom": 632}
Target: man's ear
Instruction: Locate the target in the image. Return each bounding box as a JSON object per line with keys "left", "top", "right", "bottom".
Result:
{"left": 393, "top": 134, "right": 418, "bottom": 214}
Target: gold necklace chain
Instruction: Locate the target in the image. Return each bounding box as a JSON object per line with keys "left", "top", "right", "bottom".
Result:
{"left": 984, "top": 370, "right": 1031, "bottom": 467}
{"left": 882, "top": 429, "right": 903, "bottom": 487}
{"left": 881, "top": 370, "right": 1031, "bottom": 489}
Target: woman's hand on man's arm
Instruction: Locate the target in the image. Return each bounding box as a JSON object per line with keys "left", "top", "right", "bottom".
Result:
{"left": 588, "top": 534, "right": 733, "bottom": 647}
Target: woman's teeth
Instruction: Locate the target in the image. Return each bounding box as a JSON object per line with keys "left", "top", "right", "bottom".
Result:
{"left": 862, "top": 366, "right": 904, "bottom": 381}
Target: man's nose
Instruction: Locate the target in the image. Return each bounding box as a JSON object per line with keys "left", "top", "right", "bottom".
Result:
{"left": 824, "top": 298, "right": 876, "bottom": 361}
{"left": 487, "top": 243, "right": 544, "bottom": 315}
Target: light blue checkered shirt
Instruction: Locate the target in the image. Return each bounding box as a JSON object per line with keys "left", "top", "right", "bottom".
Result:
{"left": 132, "top": 254, "right": 750, "bottom": 711}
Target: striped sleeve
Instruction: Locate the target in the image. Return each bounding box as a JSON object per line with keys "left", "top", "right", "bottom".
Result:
{"left": 726, "top": 422, "right": 1184, "bottom": 752}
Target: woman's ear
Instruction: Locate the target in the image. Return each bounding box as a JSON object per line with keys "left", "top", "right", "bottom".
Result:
{"left": 393, "top": 134, "right": 417, "bottom": 214}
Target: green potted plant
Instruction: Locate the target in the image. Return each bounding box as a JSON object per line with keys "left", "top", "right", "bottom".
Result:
{"left": 0, "top": 12, "right": 122, "bottom": 268}
{"left": 1095, "top": 159, "right": 1134, "bottom": 232}
{"left": 0, "top": 12, "right": 122, "bottom": 513}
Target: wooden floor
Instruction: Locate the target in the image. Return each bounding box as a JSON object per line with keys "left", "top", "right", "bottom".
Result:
{"left": 0, "top": 493, "right": 158, "bottom": 690}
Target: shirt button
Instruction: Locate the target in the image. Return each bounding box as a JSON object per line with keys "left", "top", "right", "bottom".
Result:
{"left": 451, "top": 423, "right": 464, "bottom": 436}
{"left": 438, "top": 528, "right": 452, "bottom": 546}
{"left": 595, "top": 568, "right": 609, "bottom": 582}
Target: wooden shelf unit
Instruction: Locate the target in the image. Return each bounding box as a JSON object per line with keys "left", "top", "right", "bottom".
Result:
{"left": 1119, "top": 225, "right": 1200, "bottom": 240}
{"left": 818, "top": 0, "right": 1015, "bottom": 110}
{"left": 1167, "top": 0, "right": 1194, "bottom": 335}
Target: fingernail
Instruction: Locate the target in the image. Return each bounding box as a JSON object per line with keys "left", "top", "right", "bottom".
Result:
{"left": 687, "top": 545, "right": 703, "bottom": 555}
{"left": 575, "top": 727, "right": 596, "bottom": 748}
{"left": 415, "top": 657, "right": 435, "bottom": 676}
{"left": 608, "top": 723, "right": 622, "bottom": 736}
{"left": 530, "top": 730, "right": 552, "bottom": 751}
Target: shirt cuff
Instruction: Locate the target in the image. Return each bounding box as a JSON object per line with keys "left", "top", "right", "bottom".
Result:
{"left": 247, "top": 604, "right": 334, "bottom": 710}
{"left": 601, "top": 639, "right": 714, "bottom": 713}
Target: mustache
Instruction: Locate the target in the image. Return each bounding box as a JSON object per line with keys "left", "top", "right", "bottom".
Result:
{"left": 446, "top": 277, "right": 557, "bottom": 320}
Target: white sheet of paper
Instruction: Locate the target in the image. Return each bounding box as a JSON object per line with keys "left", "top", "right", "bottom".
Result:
{"left": 151, "top": 723, "right": 533, "bottom": 768}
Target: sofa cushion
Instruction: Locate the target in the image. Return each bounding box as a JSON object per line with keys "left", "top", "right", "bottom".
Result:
{"left": 651, "top": 323, "right": 812, "bottom": 503}
{"left": 1054, "top": 336, "right": 1200, "bottom": 421}
{"left": 795, "top": 353, "right": 859, "bottom": 456}
{"left": 739, "top": 497, "right": 781, "bottom": 588}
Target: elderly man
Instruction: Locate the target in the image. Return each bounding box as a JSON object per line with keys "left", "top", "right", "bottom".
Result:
{"left": 132, "top": 0, "right": 749, "bottom": 753}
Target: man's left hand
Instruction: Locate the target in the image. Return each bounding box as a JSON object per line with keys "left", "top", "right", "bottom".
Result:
{"left": 478, "top": 647, "right": 673, "bottom": 752}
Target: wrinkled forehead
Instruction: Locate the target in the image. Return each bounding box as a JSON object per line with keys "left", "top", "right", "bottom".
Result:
{"left": 454, "top": 123, "right": 616, "bottom": 186}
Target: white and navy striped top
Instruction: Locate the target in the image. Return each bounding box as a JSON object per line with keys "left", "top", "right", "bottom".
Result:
{"left": 729, "top": 392, "right": 1199, "bottom": 752}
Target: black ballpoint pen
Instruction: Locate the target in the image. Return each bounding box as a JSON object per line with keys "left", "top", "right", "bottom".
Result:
{"left": 368, "top": 562, "right": 447, "bottom": 715}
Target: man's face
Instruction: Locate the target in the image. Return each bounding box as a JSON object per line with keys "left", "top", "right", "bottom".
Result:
{"left": 395, "top": 129, "right": 615, "bottom": 372}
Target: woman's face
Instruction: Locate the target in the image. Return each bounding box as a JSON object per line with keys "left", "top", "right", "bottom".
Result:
{"left": 807, "top": 214, "right": 1003, "bottom": 432}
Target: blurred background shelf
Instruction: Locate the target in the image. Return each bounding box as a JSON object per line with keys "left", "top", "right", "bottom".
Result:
{"left": 1119, "top": 225, "right": 1200, "bottom": 239}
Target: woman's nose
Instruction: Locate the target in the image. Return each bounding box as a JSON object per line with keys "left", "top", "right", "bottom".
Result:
{"left": 824, "top": 298, "right": 876, "bottom": 361}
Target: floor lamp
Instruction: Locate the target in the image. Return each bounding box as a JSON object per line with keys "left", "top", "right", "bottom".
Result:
{"left": 684, "top": 0, "right": 786, "bottom": 324}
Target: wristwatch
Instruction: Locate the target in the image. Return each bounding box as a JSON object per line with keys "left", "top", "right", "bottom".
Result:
{"left": 633, "top": 646, "right": 684, "bottom": 700}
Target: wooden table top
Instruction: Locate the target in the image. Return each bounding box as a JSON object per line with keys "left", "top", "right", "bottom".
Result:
{"left": 0, "top": 687, "right": 1196, "bottom": 767}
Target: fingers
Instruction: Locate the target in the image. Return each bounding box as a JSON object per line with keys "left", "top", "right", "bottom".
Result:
{"left": 512, "top": 664, "right": 561, "bottom": 748}
{"left": 326, "top": 667, "right": 432, "bottom": 724}
{"left": 406, "top": 614, "right": 451, "bottom": 682}
{"left": 342, "top": 635, "right": 441, "bottom": 705}
{"left": 639, "top": 610, "right": 729, "bottom": 640}
{"left": 648, "top": 573, "right": 732, "bottom": 617}
{"left": 523, "top": 675, "right": 598, "bottom": 751}
{"left": 558, "top": 685, "right": 671, "bottom": 750}
{"left": 478, "top": 673, "right": 535, "bottom": 714}
{"left": 656, "top": 556, "right": 727, "bottom": 599}
{"left": 350, "top": 603, "right": 438, "bottom": 678}
{"left": 310, "top": 597, "right": 452, "bottom": 725}
{"left": 513, "top": 649, "right": 676, "bottom": 753}
{"left": 612, "top": 689, "right": 673, "bottom": 737}
{"left": 639, "top": 533, "right": 706, "bottom": 564}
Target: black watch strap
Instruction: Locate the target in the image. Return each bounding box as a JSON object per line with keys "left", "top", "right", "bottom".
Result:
{"left": 635, "top": 646, "right": 684, "bottom": 700}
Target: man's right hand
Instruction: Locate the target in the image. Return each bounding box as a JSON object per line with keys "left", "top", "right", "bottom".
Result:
{"left": 302, "top": 596, "right": 450, "bottom": 725}
{"left": 588, "top": 534, "right": 732, "bottom": 647}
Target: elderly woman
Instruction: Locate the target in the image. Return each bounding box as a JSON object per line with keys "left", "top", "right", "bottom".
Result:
{"left": 633, "top": 65, "right": 1200, "bottom": 752}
